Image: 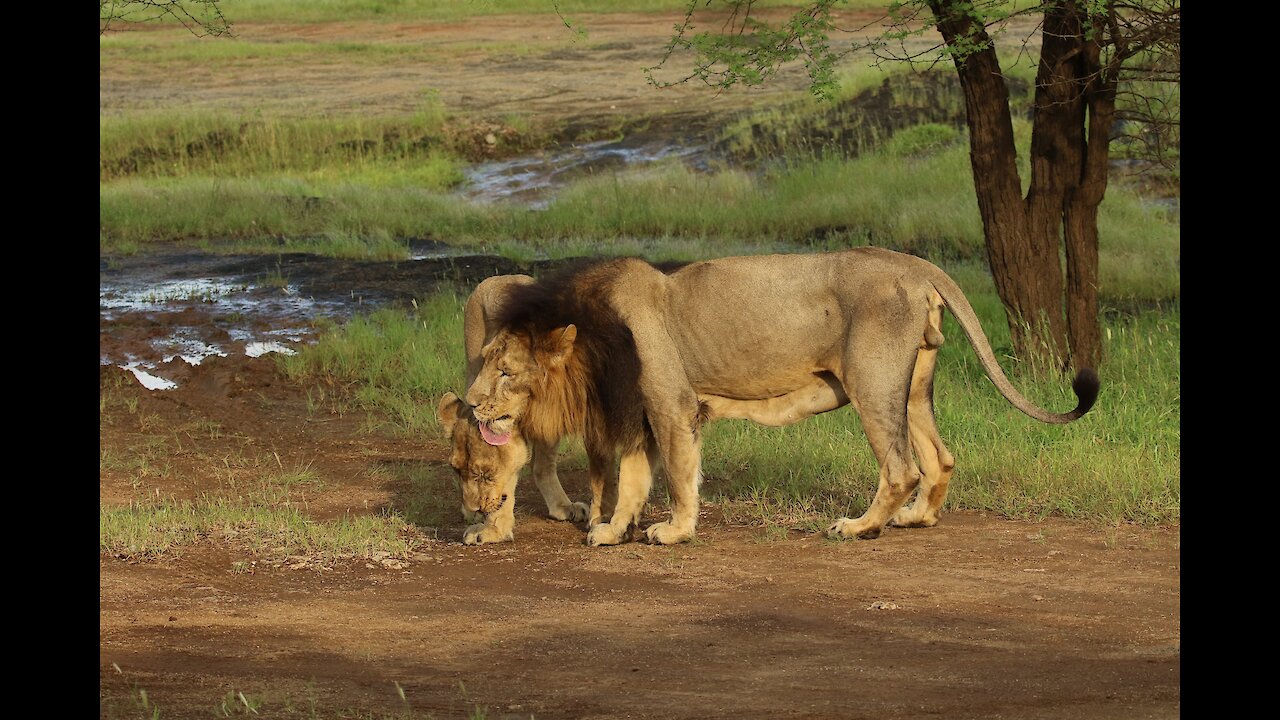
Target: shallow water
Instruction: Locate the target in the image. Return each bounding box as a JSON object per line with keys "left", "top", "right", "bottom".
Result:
{"left": 99, "top": 273, "right": 348, "bottom": 388}
{"left": 103, "top": 136, "right": 710, "bottom": 390}
{"left": 460, "top": 137, "right": 705, "bottom": 208}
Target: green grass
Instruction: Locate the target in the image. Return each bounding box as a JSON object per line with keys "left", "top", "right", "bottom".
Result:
{"left": 278, "top": 292, "right": 469, "bottom": 435}
{"left": 282, "top": 267, "right": 1179, "bottom": 527}
{"left": 99, "top": 177, "right": 481, "bottom": 256}
{"left": 100, "top": 109, "right": 465, "bottom": 182}
{"left": 703, "top": 306, "right": 1179, "bottom": 528}
{"left": 101, "top": 121, "right": 1180, "bottom": 304}
{"left": 104, "top": 1, "right": 1043, "bottom": 27}
{"left": 100, "top": 495, "right": 425, "bottom": 560}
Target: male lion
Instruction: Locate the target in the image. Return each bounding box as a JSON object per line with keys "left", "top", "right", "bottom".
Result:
{"left": 439, "top": 274, "right": 826, "bottom": 544}
{"left": 464, "top": 249, "right": 1099, "bottom": 547}
{"left": 441, "top": 272, "right": 806, "bottom": 543}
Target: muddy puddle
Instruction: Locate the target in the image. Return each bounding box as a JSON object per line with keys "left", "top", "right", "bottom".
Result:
{"left": 98, "top": 248, "right": 548, "bottom": 391}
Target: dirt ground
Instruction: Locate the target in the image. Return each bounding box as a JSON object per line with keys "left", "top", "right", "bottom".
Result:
{"left": 98, "top": 259, "right": 1179, "bottom": 719}
{"left": 100, "top": 8, "right": 1042, "bottom": 125}
{"left": 100, "top": 11, "right": 1177, "bottom": 719}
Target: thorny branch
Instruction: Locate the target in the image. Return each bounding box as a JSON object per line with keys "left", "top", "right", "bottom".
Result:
{"left": 100, "top": 0, "right": 231, "bottom": 37}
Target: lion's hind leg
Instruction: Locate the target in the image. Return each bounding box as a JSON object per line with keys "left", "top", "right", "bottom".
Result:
{"left": 827, "top": 316, "right": 924, "bottom": 541}
{"left": 889, "top": 329, "right": 956, "bottom": 529}
{"left": 699, "top": 374, "right": 848, "bottom": 427}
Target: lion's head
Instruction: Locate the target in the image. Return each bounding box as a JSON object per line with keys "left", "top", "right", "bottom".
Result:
{"left": 437, "top": 391, "right": 530, "bottom": 516}
{"left": 463, "top": 325, "right": 580, "bottom": 444}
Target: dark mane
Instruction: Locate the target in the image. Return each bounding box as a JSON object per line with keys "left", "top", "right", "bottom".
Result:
{"left": 494, "top": 258, "right": 649, "bottom": 453}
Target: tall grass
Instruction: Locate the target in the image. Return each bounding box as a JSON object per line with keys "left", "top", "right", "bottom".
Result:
{"left": 102, "top": 128, "right": 1180, "bottom": 303}
{"left": 278, "top": 293, "right": 468, "bottom": 434}
{"left": 99, "top": 176, "right": 499, "bottom": 254}
{"left": 100, "top": 109, "right": 462, "bottom": 183}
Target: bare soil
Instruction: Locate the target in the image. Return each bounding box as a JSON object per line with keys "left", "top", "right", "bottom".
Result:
{"left": 100, "top": 12, "right": 1177, "bottom": 719}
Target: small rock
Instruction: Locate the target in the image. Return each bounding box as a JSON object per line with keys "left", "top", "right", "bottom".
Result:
{"left": 867, "top": 601, "right": 899, "bottom": 611}
{"left": 1033, "top": 595, "right": 1045, "bottom": 602}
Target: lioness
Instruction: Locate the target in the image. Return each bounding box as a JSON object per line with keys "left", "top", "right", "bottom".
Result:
{"left": 436, "top": 275, "right": 592, "bottom": 545}
{"left": 463, "top": 249, "right": 1098, "bottom": 546}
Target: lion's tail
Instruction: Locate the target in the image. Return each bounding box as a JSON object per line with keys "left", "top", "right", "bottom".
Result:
{"left": 929, "top": 272, "right": 1099, "bottom": 425}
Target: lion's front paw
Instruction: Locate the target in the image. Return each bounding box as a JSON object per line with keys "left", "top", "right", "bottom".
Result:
{"left": 548, "top": 501, "right": 591, "bottom": 523}
{"left": 826, "top": 517, "right": 882, "bottom": 540}
{"left": 586, "top": 523, "right": 629, "bottom": 547}
{"left": 463, "top": 523, "right": 514, "bottom": 545}
{"left": 888, "top": 506, "right": 938, "bottom": 529}
{"left": 644, "top": 521, "right": 694, "bottom": 545}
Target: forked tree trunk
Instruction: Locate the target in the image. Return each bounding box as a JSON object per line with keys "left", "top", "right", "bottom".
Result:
{"left": 928, "top": 0, "right": 1108, "bottom": 373}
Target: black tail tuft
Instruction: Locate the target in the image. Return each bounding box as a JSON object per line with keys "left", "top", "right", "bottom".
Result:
{"left": 1070, "top": 367, "right": 1101, "bottom": 418}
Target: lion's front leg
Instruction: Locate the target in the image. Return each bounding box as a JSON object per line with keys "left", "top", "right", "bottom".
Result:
{"left": 463, "top": 516, "right": 514, "bottom": 545}
{"left": 626, "top": 309, "right": 701, "bottom": 546}
{"left": 586, "top": 447, "right": 616, "bottom": 528}
{"left": 586, "top": 444, "right": 654, "bottom": 546}
{"left": 642, "top": 408, "right": 701, "bottom": 546}
{"left": 531, "top": 438, "right": 589, "bottom": 523}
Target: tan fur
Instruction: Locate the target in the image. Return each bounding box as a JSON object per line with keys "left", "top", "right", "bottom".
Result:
{"left": 436, "top": 392, "right": 527, "bottom": 545}
{"left": 463, "top": 248, "right": 1097, "bottom": 546}
{"left": 437, "top": 277, "right": 591, "bottom": 546}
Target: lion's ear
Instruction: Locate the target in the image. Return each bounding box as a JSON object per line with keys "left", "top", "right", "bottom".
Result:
{"left": 437, "top": 392, "right": 466, "bottom": 434}
{"left": 545, "top": 325, "right": 576, "bottom": 366}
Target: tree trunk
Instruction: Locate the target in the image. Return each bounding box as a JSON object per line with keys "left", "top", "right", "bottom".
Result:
{"left": 929, "top": 0, "right": 1110, "bottom": 373}
{"left": 1021, "top": 1, "right": 1087, "bottom": 370}
{"left": 929, "top": 1, "right": 1069, "bottom": 370}
{"left": 1063, "top": 12, "right": 1117, "bottom": 372}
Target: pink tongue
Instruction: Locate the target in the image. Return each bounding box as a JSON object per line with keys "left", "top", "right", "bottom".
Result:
{"left": 478, "top": 422, "right": 511, "bottom": 446}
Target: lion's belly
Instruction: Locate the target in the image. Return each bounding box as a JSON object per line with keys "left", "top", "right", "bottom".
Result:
{"left": 666, "top": 289, "right": 844, "bottom": 399}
